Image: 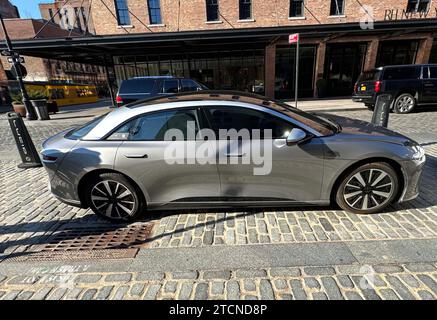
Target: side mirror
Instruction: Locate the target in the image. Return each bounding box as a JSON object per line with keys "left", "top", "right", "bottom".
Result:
{"left": 286, "top": 128, "right": 310, "bottom": 145}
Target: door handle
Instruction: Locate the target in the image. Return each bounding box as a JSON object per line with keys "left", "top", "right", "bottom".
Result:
{"left": 125, "top": 154, "right": 148, "bottom": 159}
{"left": 225, "top": 153, "right": 246, "bottom": 158}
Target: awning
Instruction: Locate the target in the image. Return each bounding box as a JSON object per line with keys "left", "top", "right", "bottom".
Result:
{"left": 2, "top": 19, "right": 437, "bottom": 65}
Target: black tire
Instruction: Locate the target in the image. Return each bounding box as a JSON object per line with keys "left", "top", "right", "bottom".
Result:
{"left": 85, "top": 172, "right": 144, "bottom": 222}
{"left": 336, "top": 162, "right": 399, "bottom": 214}
{"left": 393, "top": 93, "right": 416, "bottom": 114}
{"left": 365, "top": 104, "right": 375, "bottom": 111}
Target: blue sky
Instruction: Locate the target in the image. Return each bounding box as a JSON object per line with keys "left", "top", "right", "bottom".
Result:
{"left": 10, "top": 0, "right": 42, "bottom": 19}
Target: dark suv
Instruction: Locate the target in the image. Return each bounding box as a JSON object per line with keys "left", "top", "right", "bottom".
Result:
{"left": 116, "top": 76, "right": 207, "bottom": 107}
{"left": 352, "top": 64, "right": 437, "bottom": 113}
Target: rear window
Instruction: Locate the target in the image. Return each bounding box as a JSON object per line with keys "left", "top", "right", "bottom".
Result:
{"left": 119, "top": 79, "right": 156, "bottom": 94}
{"left": 382, "top": 67, "right": 419, "bottom": 80}
{"left": 358, "top": 70, "right": 381, "bottom": 82}
{"left": 65, "top": 114, "right": 107, "bottom": 140}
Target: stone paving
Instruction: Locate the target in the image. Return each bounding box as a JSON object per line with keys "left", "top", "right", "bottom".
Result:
{"left": 0, "top": 262, "right": 435, "bottom": 300}
{"left": 0, "top": 100, "right": 437, "bottom": 300}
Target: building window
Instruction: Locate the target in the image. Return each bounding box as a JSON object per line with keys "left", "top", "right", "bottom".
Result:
{"left": 48, "top": 8, "right": 54, "bottom": 21}
{"left": 206, "top": 0, "right": 219, "bottom": 21}
{"left": 406, "top": 0, "right": 430, "bottom": 13}
{"left": 330, "top": 0, "right": 345, "bottom": 16}
{"left": 239, "top": 0, "right": 252, "bottom": 20}
{"left": 64, "top": 9, "right": 71, "bottom": 29}
{"left": 289, "top": 0, "right": 304, "bottom": 17}
{"left": 114, "top": 0, "right": 131, "bottom": 26}
{"left": 148, "top": 0, "right": 162, "bottom": 25}
{"left": 81, "top": 7, "right": 88, "bottom": 32}
{"left": 74, "top": 7, "right": 82, "bottom": 31}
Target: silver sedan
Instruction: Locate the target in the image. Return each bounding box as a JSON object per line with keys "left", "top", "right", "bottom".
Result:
{"left": 41, "top": 92, "right": 426, "bottom": 221}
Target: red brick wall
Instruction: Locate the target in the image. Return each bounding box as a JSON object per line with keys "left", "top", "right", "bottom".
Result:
{"left": 91, "top": 0, "right": 437, "bottom": 35}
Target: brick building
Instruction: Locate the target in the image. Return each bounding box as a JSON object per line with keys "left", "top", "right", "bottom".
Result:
{"left": 39, "top": 0, "right": 95, "bottom": 34}
{"left": 6, "top": 0, "right": 437, "bottom": 100}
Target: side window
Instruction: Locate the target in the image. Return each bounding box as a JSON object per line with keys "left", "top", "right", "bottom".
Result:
{"left": 383, "top": 67, "right": 419, "bottom": 80}
{"left": 107, "top": 109, "right": 199, "bottom": 141}
{"left": 181, "top": 79, "right": 201, "bottom": 92}
{"left": 162, "top": 80, "right": 179, "bottom": 93}
{"left": 203, "top": 106, "right": 295, "bottom": 139}
{"left": 181, "top": 79, "right": 200, "bottom": 92}
{"left": 429, "top": 67, "right": 437, "bottom": 79}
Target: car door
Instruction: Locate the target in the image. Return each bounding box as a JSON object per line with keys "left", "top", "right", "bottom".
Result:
{"left": 203, "top": 105, "right": 325, "bottom": 202}
{"left": 112, "top": 107, "right": 220, "bottom": 205}
{"left": 422, "top": 66, "right": 437, "bottom": 103}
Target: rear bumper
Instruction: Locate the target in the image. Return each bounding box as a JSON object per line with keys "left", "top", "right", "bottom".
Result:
{"left": 352, "top": 94, "right": 375, "bottom": 105}
{"left": 44, "top": 165, "right": 85, "bottom": 208}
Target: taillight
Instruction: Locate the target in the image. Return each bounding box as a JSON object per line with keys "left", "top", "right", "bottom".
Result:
{"left": 42, "top": 154, "right": 57, "bottom": 162}
{"left": 354, "top": 83, "right": 358, "bottom": 92}
{"left": 374, "top": 81, "right": 382, "bottom": 93}
{"left": 116, "top": 95, "right": 123, "bottom": 104}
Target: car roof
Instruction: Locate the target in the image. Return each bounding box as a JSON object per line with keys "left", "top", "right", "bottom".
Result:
{"left": 83, "top": 91, "right": 332, "bottom": 140}
{"left": 126, "top": 90, "right": 273, "bottom": 109}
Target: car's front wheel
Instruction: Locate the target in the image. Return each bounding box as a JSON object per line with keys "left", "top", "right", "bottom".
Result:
{"left": 85, "top": 172, "right": 144, "bottom": 222}
{"left": 394, "top": 93, "right": 416, "bottom": 114}
{"left": 336, "top": 163, "right": 399, "bottom": 214}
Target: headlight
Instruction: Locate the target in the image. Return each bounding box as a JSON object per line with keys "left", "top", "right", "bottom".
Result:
{"left": 411, "top": 145, "right": 425, "bottom": 161}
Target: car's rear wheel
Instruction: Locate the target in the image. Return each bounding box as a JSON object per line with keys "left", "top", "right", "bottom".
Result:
{"left": 394, "top": 93, "right": 416, "bottom": 114}
{"left": 86, "top": 173, "right": 144, "bottom": 222}
{"left": 336, "top": 163, "right": 399, "bottom": 214}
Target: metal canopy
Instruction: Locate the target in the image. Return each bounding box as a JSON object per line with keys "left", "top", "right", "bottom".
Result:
{"left": 3, "top": 19, "right": 437, "bottom": 65}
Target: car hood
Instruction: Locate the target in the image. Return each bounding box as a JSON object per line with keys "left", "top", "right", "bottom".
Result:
{"left": 317, "top": 114, "right": 416, "bottom": 145}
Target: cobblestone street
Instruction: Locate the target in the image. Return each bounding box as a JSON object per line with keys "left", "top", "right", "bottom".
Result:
{"left": 0, "top": 100, "right": 436, "bottom": 300}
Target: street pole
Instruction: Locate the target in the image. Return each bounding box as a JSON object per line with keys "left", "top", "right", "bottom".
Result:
{"left": 295, "top": 37, "right": 299, "bottom": 109}
{"left": 0, "top": 14, "right": 37, "bottom": 120}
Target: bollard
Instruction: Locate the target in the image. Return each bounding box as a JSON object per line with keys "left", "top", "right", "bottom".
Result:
{"left": 371, "top": 94, "right": 392, "bottom": 128}
{"left": 7, "top": 112, "right": 42, "bottom": 168}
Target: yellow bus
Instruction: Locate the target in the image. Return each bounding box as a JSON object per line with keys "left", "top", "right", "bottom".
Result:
{"left": 25, "top": 82, "right": 99, "bottom": 107}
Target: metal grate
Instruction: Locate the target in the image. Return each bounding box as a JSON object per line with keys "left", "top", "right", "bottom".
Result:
{"left": 29, "top": 223, "right": 154, "bottom": 252}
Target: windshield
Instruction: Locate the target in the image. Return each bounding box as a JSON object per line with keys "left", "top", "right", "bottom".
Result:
{"left": 264, "top": 100, "right": 336, "bottom": 136}
{"left": 65, "top": 114, "right": 108, "bottom": 140}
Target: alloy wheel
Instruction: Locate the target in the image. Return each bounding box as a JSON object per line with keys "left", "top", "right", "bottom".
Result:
{"left": 343, "top": 169, "right": 394, "bottom": 211}
{"left": 91, "top": 180, "right": 136, "bottom": 219}
{"left": 396, "top": 96, "right": 414, "bottom": 113}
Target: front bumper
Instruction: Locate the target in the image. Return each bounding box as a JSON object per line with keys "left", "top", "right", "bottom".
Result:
{"left": 398, "top": 157, "right": 426, "bottom": 203}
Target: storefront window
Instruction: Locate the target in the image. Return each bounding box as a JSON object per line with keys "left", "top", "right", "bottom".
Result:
{"left": 275, "top": 46, "right": 317, "bottom": 99}
{"left": 324, "top": 43, "right": 367, "bottom": 97}
{"left": 113, "top": 50, "right": 264, "bottom": 93}
{"left": 376, "top": 41, "right": 418, "bottom": 67}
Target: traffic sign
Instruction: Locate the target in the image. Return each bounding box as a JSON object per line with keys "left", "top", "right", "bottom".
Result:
{"left": 289, "top": 33, "right": 300, "bottom": 44}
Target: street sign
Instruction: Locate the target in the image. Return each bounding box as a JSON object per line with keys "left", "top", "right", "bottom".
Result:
{"left": 1, "top": 49, "right": 12, "bottom": 56}
{"left": 7, "top": 56, "right": 24, "bottom": 64}
{"left": 289, "top": 33, "right": 300, "bottom": 44}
